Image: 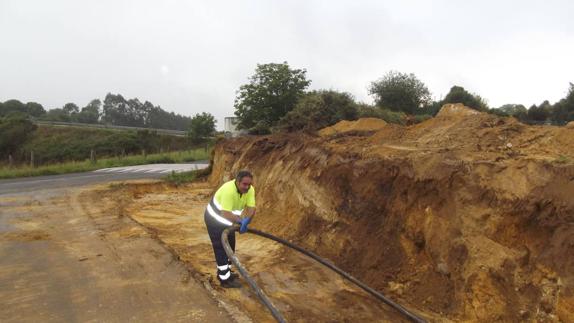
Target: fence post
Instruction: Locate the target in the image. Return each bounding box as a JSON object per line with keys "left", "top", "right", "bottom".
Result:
{"left": 90, "top": 149, "right": 96, "bottom": 164}
{"left": 30, "top": 151, "right": 34, "bottom": 168}
{"left": 8, "top": 154, "right": 13, "bottom": 167}
{"left": 142, "top": 149, "right": 147, "bottom": 159}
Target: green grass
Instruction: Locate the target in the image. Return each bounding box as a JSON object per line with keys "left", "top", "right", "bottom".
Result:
{"left": 554, "top": 155, "right": 572, "bottom": 164}
{"left": 0, "top": 148, "right": 211, "bottom": 179}
{"left": 163, "top": 170, "right": 198, "bottom": 186}
{"left": 22, "top": 125, "right": 193, "bottom": 165}
{"left": 163, "top": 162, "right": 212, "bottom": 186}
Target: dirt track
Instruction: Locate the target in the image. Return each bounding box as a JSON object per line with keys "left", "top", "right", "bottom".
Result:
{"left": 0, "top": 181, "right": 410, "bottom": 322}
{"left": 113, "top": 181, "right": 411, "bottom": 322}
{"left": 0, "top": 185, "right": 232, "bottom": 322}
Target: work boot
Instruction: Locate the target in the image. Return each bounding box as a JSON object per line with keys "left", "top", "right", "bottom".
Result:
{"left": 228, "top": 263, "right": 239, "bottom": 280}
{"left": 220, "top": 277, "right": 241, "bottom": 288}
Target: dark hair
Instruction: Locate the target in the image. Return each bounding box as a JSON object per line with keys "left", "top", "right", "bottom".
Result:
{"left": 236, "top": 170, "right": 253, "bottom": 182}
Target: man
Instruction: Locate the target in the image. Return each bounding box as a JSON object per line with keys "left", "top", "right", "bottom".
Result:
{"left": 204, "top": 170, "right": 256, "bottom": 288}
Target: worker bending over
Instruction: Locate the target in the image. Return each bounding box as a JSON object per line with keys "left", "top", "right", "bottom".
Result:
{"left": 204, "top": 170, "right": 256, "bottom": 288}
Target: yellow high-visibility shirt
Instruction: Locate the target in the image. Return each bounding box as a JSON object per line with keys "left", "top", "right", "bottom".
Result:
{"left": 214, "top": 180, "right": 256, "bottom": 213}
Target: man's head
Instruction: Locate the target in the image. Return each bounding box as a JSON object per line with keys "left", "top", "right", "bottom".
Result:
{"left": 235, "top": 170, "right": 253, "bottom": 194}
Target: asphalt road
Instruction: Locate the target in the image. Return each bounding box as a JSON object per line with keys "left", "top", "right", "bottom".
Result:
{"left": 0, "top": 161, "right": 233, "bottom": 322}
{"left": 0, "top": 162, "right": 209, "bottom": 195}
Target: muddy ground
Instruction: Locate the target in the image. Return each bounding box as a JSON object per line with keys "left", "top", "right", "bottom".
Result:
{"left": 0, "top": 184, "right": 232, "bottom": 322}
{"left": 0, "top": 180, "right": 409, "bottom": 323}
{"left": 112, "top": 180, "right": 411, "bottom": 322}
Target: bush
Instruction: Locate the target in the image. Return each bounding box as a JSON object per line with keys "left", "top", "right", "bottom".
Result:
{"left": 0, "top": 117, "right": 37, "bottom": 158}
{"left": 368, "top": 71, "right": 432, "bottom": 114}
{"left": 188, "top": 112, "right": 216, "bottom": 144}
{"left": 442, "top": 86, "right": 489, "bottom": 111}
{"left": 357, "top": 104, "right": 406, "bottom": 125}
{"left": 163, "top": 170, "right": 197, "bottom": 186}
{"left": 278, "top": 90, "right": 358, "bottom": 132}
{"left": 412, "top": 114, "right": 432, "bottom": 124}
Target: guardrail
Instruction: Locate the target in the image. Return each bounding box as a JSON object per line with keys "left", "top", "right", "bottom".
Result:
{"left": 33, "top": 120, "right": 188, "bottom": 136}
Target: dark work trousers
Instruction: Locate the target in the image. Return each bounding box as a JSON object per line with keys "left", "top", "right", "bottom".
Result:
{"left": 204, "top": 209, "right": 235, "bottom": 281}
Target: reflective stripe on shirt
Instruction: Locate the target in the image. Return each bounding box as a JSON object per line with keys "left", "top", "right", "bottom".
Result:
{"left": 206, "top": 197, "right": 243, "bottom": 226}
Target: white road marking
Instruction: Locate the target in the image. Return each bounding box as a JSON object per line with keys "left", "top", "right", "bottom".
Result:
{"left": 92, "top": 163, "right": 208, "bottom": 175}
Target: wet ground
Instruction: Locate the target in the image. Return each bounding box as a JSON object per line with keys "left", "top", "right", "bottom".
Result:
{"left": 0, "top": 168, "right": 414, "bottom": 322}
{"left": 119, "top": 181, "right": 409, "bottom": 322}
{"left": 0, "top": 182, "right": 231, "bottom": 322}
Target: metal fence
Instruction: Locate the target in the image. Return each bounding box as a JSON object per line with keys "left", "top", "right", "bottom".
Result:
{"left": 33, "top": 120, "right": 188, "bottom": 136}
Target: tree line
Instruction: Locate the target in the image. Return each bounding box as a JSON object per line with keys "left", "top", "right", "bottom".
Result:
{"left": 0, "top": 94, "right": 217, "bottom": 163}
{"left": 0, "top": 93, "right": 196, "bottom": 131}
{"left": 233, "top": 62, "right": 574, "bottom": 134}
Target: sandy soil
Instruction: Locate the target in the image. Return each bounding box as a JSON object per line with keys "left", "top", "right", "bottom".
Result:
{"left": 112, "top": 181, "right": 411, "bottom": 322}
{"left": 205, "top": 104, "right": 574, "bottom": 322}
{"left": 0, "top": 184, "right": 232, "bottom": 322}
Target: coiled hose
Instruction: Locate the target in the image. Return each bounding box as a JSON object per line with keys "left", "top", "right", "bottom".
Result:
{"left": 221, "top": 227, "right": 426, "bottom": 323}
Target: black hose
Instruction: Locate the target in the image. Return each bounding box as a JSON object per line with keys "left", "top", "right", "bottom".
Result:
{"left": 222, "top": 227, "right": 427, "bottom": 323}
{"left": 222, "top": 227, "right": 286, "bottom": 323}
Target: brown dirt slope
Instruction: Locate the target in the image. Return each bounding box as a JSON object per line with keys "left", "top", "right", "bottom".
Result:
{"left": 209, "top": 104, "right": 574, "bottom": 321}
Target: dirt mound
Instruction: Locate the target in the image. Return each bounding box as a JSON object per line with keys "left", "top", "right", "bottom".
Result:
{"left": 208, "top": 106, "right": 574, "bottom": 321}
{"left": 435, "top": 103, "right": 481, "bottom": 118}
{"left": 319, "top": 117, "right": 387, "bottom": 136}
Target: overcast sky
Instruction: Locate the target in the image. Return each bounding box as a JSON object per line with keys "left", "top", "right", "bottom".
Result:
{"left": 1, "top": 0, "right": 573, "bottom": 129}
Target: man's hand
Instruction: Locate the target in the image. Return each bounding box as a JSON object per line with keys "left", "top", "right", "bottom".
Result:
{"left": 239, "top": 217, "right": 251, "bottom": 234}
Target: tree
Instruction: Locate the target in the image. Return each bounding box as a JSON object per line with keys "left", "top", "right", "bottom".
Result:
{"left": 496, "top": 104, "right": 527, "bottom": 120}
{"left": 62, "top": 103, "right": 79, "bottom": 115}
{"left": 498, "top": 104, "right": 527, "bottom": 116}
{"left": 188, "top": 112, "right": 216, "bottom": 144}
{"left": 551, "top": 83, "right": 574, "bottom": 125}
{"left": 0, "top": 116, "right": 37, "bottom": 158}
{"left": 279, "top": 90, "right": 358, "bottom": 132}
{"left": 368, "top": 71, "right": 431, "bottom": 114}
{"left": 43, "top": 108, "right": 71, "bottom": 122}
{"left": 25, "top": 102, "right": 46, "bottom": 118}
{"left": 419, "top": 101, "right": 443, "bottom": 116}
{"left": 126, "top": 98, "right": 146, "bottom": 127}
{"left": 1, "top": 100, "right": 26, "bottom": 117}
{"left": 442, "top": 86, "right": 489, "bottom": 111}
{"left": 102, "top": 93, "right": 129, "bottom": 125}
{"left": 135, "top": 130, "right": 160, "bottom": 153}
{"left": 77, "top": 99, "right": 101, "bottom": 124}
{"left": 234, "top": 62, "right": 311, "bottom": 133}
{"left": 527, "top": 101, "right": 552, "bottom": 122}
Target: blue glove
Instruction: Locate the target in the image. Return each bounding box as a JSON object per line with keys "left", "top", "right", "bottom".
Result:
{"left": 239, "top": 217, "right": 251, "bottom": 234}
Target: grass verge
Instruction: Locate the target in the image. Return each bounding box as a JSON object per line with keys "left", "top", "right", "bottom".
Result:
{"left": 163, "top": 163, "right": 212, "bottom": 186}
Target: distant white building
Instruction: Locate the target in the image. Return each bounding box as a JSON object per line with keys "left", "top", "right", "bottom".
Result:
{"left": 224, "top": 117, "right": 246, "bottom": 137}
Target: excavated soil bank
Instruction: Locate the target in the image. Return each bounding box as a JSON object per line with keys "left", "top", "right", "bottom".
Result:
{"left": 206, "top": 104, "right": 574, "bottom": 321}
{"left": 105, "top": 181, "right": 409, "bottom": 322}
